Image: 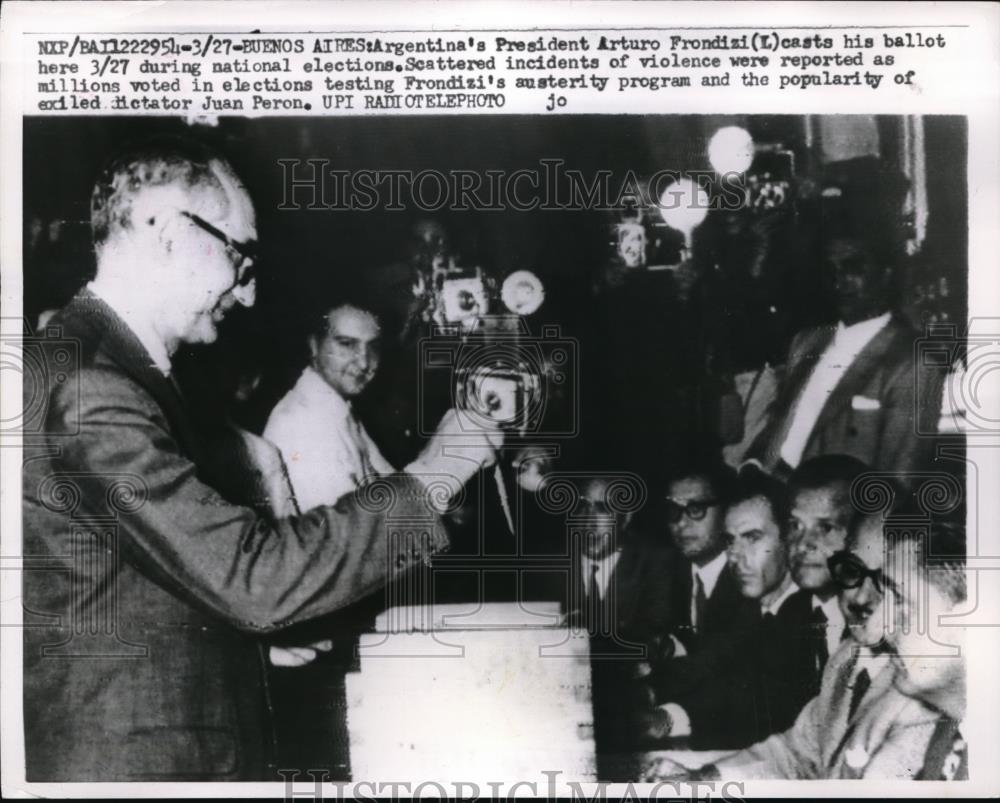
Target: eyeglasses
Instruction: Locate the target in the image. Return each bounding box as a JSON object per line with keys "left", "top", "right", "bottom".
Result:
{"left": 664, "top": 497, "right": 719, "bottom": 523}
{"left": 179, "top": 210, "right": 258, "bottom": 286}
{"left": 828, "top": 550, "right": 884, "bottom": 592}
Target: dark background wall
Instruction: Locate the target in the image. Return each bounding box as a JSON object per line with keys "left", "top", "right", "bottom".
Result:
{"left": 22, "top": 114, "right": 968, "bottom": 465}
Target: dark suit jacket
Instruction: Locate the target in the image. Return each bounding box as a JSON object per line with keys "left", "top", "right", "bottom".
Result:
{"left": 665, "top": 556, "right": 759, "bottom": 656}
{"left": 648, "top": 558, "right": 762, "bottom": 748}
{"left": 748, "top": 316, "right": 943, "bottom": 477}
{"left": 558, "top": 537, "right": 675, "bottom": 650}
{"left": 571, "top": 538, "right": 675, "bottom": 758}
{"left": 672, "top": 587, "right": 830, "bottom": 750}
{"left": 22, "top": 292, "right": 445, "bottom": 781}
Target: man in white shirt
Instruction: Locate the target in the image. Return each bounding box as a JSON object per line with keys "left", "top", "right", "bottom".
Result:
{"left": 264, "top": 300, "right": 396, "bottom": 510}
{"left": 746, "top": 234, "right": 943, "bottom": 479}
{"left": 645, "top": 512, "right": 940, "bottom": 780}
{"left": 784, "top": 455, "right": 871, "bottom": 677}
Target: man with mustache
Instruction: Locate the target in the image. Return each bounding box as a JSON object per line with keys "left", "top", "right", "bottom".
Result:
{"left": 265, "top": 297, "right": 395, "bottom": 511}
{"left": 647, "top": 511, "right": 940, "bottom": 779}
{"left": 881, "top": 519, "right": 968, "bottom": 781}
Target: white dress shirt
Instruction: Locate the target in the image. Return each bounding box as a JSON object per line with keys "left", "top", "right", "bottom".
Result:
{"left": 780, "top": 312, "right": 892, "bottom": 467}
{"left": 813, "top": 593, "right": 847, "bottom": 659}
{"left": 761, "top": 573, "right": 799, "bottom": 617}
{"left": 690, "top": 550, "right": 728, "bottom": 628}
{"left": 581, "top": 549, "right": 623, "bottom": 600}
{"left": 263, "top": 366, "right": 395, "bottom": 511}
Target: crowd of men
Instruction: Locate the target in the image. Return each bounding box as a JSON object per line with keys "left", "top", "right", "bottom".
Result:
{"left": 21, "top": 135, "right": 966, "bottom": 783}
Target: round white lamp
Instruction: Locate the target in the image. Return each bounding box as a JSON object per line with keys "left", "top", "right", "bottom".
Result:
{"left": 659, "top": 177, "right": 710, "bottom": 256}
{"left": 708, "top": 126, "right": 755, "bottom": 176}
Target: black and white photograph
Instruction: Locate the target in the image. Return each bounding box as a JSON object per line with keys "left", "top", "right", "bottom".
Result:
{"left": 2, "top": 2, "right": 998, "bottom": 798}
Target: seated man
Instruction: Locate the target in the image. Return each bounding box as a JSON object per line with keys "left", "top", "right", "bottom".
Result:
{"left": 780, "top": 454, "right": 871, "bottom": 697}
{"left": 658, "top": 460, "right": 757, "bottom": 653}
{"left": 647, "top": 470, "right": 809, "bottom": 749}
{"left": 882, "top": 519, "right": 968, "bottom": 781}
{"left": 641, "top": 461, "right": 761, "bottom": 748}
{"left": 264, "top": 296, "right": 394, "bottom": 510}
{"left": 560, "top": 473, "right": 675, "bottom": 762}
{"left": 566, "top": 474, "right": 674, "bottom": 644}
{"left": 674, "top": 512, "right": 941, "bottom": 779}
{"left": 654, "top": 515, "right": 936, "bottom": 779}
{"left": 746, "top": 230, "right": 943, "bottom": 479}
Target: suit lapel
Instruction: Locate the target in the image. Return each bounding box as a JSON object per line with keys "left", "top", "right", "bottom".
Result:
{"left": 805, "top": 318, "right": 904, "bottom": 451}
{"left": 68, "top": 291, "right": 204, "bottom": 462}
{"left": 761, "top": 326, "right": 836, "bottom": 464}
{"left": 608, "top": 545, "right": 642, "bottom": 627}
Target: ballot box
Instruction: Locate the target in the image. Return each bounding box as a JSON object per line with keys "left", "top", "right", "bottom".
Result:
{"left": 345, "top": 601, "right": 597, "bottom": 783}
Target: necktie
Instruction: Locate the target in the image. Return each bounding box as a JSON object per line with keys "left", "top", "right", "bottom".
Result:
{"left": 588, "top": 561, "right": 602, "bottom": 601}
{"left": 693, "top": 574, "right": 708, "bottom": 632}
{"left": 918, "top": 717, "right": 968, "bottom": 780}
{"left": 587, "top": 562, "right": 604, "bottom": 636}
{"left": 809, "top": 605, "right": 830, "bottom": 673}
{"left": 346, "top": 412, "right": 376, "bottom": 481}
{"left": 847, "top": 667, "right": 871, "bottom": 721}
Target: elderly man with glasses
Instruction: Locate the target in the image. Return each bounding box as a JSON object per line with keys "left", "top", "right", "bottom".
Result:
{"left": 644, "top": 510, "right": 940, "bottom": 780}
{"left": 21, "top": 136, "right": 501, "bottom": 781}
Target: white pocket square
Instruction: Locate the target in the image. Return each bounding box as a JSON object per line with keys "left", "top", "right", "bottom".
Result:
{"left": 852, "top": 395, "right": 881, "bottom": 411}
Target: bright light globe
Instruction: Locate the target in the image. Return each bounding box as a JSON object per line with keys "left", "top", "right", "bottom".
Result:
{"left": 708, "top": 126, "right": 755, "bottom": 175}
{"left": 659, "top": 177, "right": 710, "bottom": 245}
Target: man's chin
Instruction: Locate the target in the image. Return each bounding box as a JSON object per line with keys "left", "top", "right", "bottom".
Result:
{"left": 847, "top": 622, "right": 883, "bottom": 647}
{"left": 791, "top": 565, "right": 828, "bottom": 590}
{"left": 183, "top": 318, "right": 220, "bottom": 346}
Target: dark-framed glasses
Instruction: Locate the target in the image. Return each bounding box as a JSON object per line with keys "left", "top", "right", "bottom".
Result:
{"left": 179, "top": 210, "right": 258, "bottom": 286}
{"left": 828, "top": 550, "right": 884, "bottom": 592}
{"left": 664, "top": 497, "right": 719, "bottom": 523}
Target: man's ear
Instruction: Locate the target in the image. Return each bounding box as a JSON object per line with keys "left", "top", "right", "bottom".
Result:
{"left": 307, "top": 335, "right": 320, "bottom": 362}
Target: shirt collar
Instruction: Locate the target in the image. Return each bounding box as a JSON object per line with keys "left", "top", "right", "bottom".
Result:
{"left": 583, "top": 548, "right": 623, "bottom": 572}
{"left": 87, "top": 280, "right": 171, "bottom": 375}
{"left": 761, "top": 573, "right": 799, "bottom": 616}
{"left": 854, "top": 643, "right": 893, "bottom": 674}
{"left": 692, "top": 550, "right": 728, "bottom": 599}
{"left": 813, "top": 593, "right": 845, "bottom": 625}
{"left": 835, "top": 311, "right": 891, "bottom": 347}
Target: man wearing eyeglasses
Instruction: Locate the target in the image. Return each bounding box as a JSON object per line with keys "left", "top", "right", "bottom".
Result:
{"left": 645, "top": 512, "right": 940, "bottom": 780}
{"left": 659, "top": 461, "right": 755, "bottom": 655}
{"left": 21, "top": 136, "right": 500, "bottom": 781}
{"left": 636, "top": 462, "right": 759, "bottom": 746}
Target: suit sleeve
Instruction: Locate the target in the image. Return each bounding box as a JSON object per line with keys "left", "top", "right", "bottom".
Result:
{"left": 49, "top": 367, "right": 446, "bottom": 633}
{"left": 714, "top": 694, "right": 824, "bottom": 779}
{"left": 875, "top": 345, "right": 943, "bottom": 477}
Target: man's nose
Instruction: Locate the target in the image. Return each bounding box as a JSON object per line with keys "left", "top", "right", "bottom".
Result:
{"left": 853, "top": 575, "right": 880, "bottom": 607}
{"left": 794, "top": 527, "right": 824, "bottom": 553}
{"left": 230, "top": 278, "right": 256, "bottom": 308}
{"left": 356, "top": 347, "right": 373, "bottom": 370}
